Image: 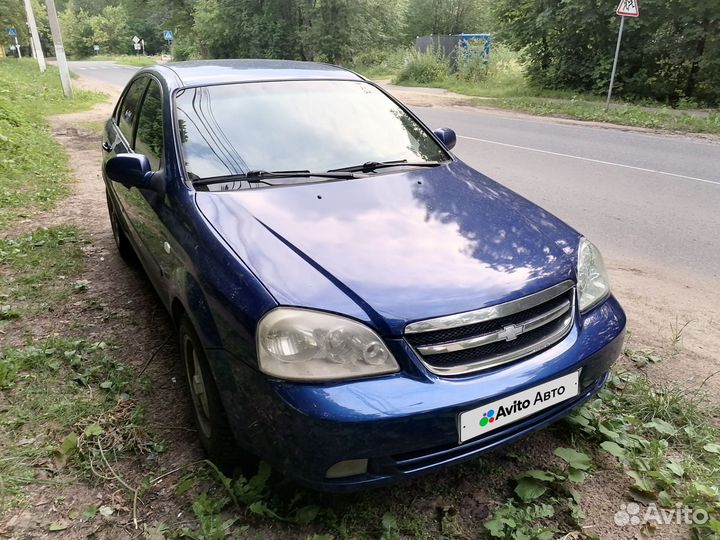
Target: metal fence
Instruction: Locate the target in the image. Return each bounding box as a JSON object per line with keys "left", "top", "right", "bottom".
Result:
{"left": 415, "top": 34, "right": 491, "bottom": 69}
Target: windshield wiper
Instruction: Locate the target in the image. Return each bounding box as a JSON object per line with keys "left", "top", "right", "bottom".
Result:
{"left": 328, "top": 159, "right": 443, "bottom": 173}
{"left": 192, "top": 169, "right": 355, "bottom": 187}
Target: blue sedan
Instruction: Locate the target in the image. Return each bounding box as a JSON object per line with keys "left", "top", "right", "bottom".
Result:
{"left": 102, "top": 59, "right": 626, "bottom": 491}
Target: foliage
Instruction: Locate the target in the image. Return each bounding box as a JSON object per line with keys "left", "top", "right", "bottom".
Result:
{"left": 186, "top": 0, "right": 407, "bottom": 65}
{"left": 395, "top": 51, "right": 450, "bottom": 84}
{"left": 404, "top": 0, "right": 492, "bottom": 40}
{"left": 0, "top": 60, "right": 104, "bottom": 230}
{"left": 0, "top": 337, "right": 138, "bottom": 506}
{"left": 349, "top": 47, "right": 413, "bottom": 79}
{"left": 491, "top": 0, "right": 720, "bottom": 105}
{"left": 484, "top": 501, "right": 556, "bottom": 539}
{"left": 0, "top": 226, "right": 86, "bottom": 316}
{"left": 566, "top": 372, "right": 720, "bottom": 538}
{"left": 485, "top": 97, "right": 720, "bottom": 134}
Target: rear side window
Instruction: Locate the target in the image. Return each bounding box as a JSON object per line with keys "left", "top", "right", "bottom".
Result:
{"left": 134, "top": 82, "right": 164, "bottom": 170}
{"left": 118, "top": 77, "right": 148, "bottom": 142}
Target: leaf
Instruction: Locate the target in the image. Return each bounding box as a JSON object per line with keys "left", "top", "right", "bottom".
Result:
{"left": 48, "top": 520, "right": 70, "bottom": 531}
{"left": 600, "top": 441, "right": 626, "bottom": 459}
{"left": 518, "top": 470, "right": 561, "bottom": 482}
{"left": 666, "top": 459, "right": 684, "bottom": 477}
{"left": 99, "top": 380, "right": 113, "bottom": 389}
{"left": 554, "top": 447, "right": 593, "bottom": 470}
{"left": 59, "top": 432, "right": 78, "bottom": 455}
{"left": 175, "top": 477, "right": 193, "bottom": 496}
{"left": 83, "top": 423, "right": 104, "bottom": 438}
{"left": 703, "top": 443, "right": 720, "bottom": 454}
{"left": 99, "top": 505, "right": 114, "bottom": 517}
{"left": 692, "top": 482, "right": 717, "bottom": 499}
{"left": 484, "top": 516, "right": 506, "bottom": 538}
{"left": 294, "top": 505, "right": 320, "bottom": 525}
{"left": 82, "top": 505, "right": 98, "bottom": 519}
{"left": 657, "top": 491, "right": 673, "bottom": 507}
{"left": 514, "top": 477, "right": 548, "bottom": 502}
{"left": 567, "top": 467, "right": 588, "bottom": 483}
{"left": 598, "top": 423, "right": 620, "bottom": 441}
{"left": 643, "top": 418, "right": 676, "bottom": 436}
{"left": 248, "top": 500, "right": 280, "bottom": 519}
{"left": 627, "top": 471, "right": 656, "bottom": 495}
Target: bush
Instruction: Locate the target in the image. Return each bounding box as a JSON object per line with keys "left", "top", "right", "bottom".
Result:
{"left": 348, "top": 47, "right": 412, "bottom": 79}
{"left": 457, "top": 43, "right": 526, "bottom": 86}
{"left": 171, "top": 39, "right": 199, "bottom": 62}
{"left": 394, "top": 52, "right": 449, "bottom": 84}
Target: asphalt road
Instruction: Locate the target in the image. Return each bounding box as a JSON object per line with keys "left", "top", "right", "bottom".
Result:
{"left": 69, "top": 60, "right": 139, "bottom": 89}
{"left": 71, "top": 61, "right": 720, "bottom": 282}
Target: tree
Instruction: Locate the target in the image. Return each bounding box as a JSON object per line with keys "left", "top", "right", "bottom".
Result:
{"left": 59, "top": 1, "right": 94, "bottom": 57}
{"left": 491, "top": 0, "right": 720, "bottom": 105}
{"left": 405, "top": 0, "right": 492, "bottom": 39}
{"left": 90, "top": 5, "right": 132, "bottom": 54}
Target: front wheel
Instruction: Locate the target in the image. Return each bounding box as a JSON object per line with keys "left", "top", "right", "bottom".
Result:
{"left": 178, "top": 316, "right": 251, "bottom": 471}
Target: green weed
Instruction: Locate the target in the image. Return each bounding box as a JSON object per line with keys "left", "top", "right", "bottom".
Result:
{"left": 484, "top": 97, "right": 720, "bottom": 135}
{"left": 394, "top": 51, "right": 450, "bottom": 85}
{"left": 87, "top": 54, "right": 160, "bottom": 67}
{"left": 0, "top": 226, "right": 87, "bottom": 316}
{"left": 0, "top": 59, "right": 106, "bottom": 229}
{"left": 0, "top": 338, "right": 138, "bottom": 509}
{"left": 566, "top": 372, "right": 720, "bottom": 537}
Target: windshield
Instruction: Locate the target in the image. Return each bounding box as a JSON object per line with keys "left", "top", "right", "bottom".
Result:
{"left": 174, "top": 80, "right": 449, "bottom": 184}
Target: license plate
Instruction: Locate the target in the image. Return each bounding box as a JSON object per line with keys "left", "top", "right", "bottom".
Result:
{"left": 458, "top": 371, "right": 580, "bottom": 443}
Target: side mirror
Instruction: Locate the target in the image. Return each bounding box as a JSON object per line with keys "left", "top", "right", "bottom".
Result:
{"left": 105, "top": 153, "right": 153, "bottom": 189}
{"left": 433, "top": 127, "right": 457, "bottom": 151}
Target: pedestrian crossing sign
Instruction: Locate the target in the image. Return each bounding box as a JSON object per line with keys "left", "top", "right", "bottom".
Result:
{"left": 616, "top": 0, "right": 639, "bottom": 17}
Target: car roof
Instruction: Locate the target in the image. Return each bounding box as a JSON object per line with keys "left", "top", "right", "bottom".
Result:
{"left": 145, "top": 59, "right": 364, "bottom": 89}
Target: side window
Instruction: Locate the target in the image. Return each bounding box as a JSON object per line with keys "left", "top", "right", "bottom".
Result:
{"left": 134, "top": 82, "right": 164, "bottom": 171}
{"left": 118, "top": 78, "right": 149, "bottom": 142}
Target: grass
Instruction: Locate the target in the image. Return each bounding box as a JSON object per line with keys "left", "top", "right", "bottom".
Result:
{"left": 0, "top": 338, "right": 144, "bottom": 509}
{"left": 87, "top": 54, "right": 160, "bottom": 67}
{"left": 0, "top": 226, "right": 88, "bottom": 319}
{"left": 0, "top": 59, "right": 106, "bottom": 230}
{"left": 148, "top": 358, "right": 720, "bottom": 540}
{"left": 358, "top": 47, "right": 720, "bottom": 135}
{"left": 484, "top": 97, "right": 720, "bottom": 135}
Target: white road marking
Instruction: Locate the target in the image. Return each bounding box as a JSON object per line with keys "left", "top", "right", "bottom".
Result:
{"left": 458, "top": 135, "right": 720, "bottom": 187}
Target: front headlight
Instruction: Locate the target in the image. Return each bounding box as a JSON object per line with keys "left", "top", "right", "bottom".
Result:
{"left": 256, "top": 308, "right": 400, "bottom": 381}
{"left": 577, "top": 238, "right": 611, "bottom": 312}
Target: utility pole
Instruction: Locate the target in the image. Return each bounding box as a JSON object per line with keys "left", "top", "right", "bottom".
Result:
{"left": 44, "top": 0, "right": 72, "bottom": 97}
{"left": 24, "top": 0, "right": 46, "bottom": 72}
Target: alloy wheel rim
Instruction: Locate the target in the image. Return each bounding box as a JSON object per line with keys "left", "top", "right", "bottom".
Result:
{"left": 184, "top": 336, "right": 212, "bottom": 438}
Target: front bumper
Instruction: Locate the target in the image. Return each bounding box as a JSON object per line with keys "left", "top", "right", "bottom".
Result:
{"left": 210, "top": 295, "right": 626, "bottom": 491}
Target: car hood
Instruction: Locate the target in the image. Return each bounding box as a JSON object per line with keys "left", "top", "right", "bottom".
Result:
{"left": 195, "top": 161, "right": 579, "bottom": 336}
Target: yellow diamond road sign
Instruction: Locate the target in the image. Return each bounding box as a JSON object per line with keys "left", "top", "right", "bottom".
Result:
{"left": 616, "top": 0, "right": 639, "bottom": 17}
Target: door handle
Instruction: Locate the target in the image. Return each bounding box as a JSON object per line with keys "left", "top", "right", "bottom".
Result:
{"left": 102, "top": 141, "right": 112, "bottom": 152}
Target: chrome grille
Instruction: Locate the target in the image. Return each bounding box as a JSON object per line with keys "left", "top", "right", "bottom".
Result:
{"left": 405, "top": 281, "right": 575, "bottom": 376}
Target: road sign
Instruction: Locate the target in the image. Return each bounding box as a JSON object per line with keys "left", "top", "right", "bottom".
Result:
{"left": 132, "top": 35, "right": 140, "bottom": 44}
{"left": 93, "top": 44, "right": 100, "bottom": 51}
{"left": 134, "top": 43, "right": 141, "bottom": 50}
{"left": 616, "top": 0, "right": 639, "bottom": 17}
{"left": 163, "top": 30, "right": 173, "bottom": 41}
{"left": 6, "top": 27, "right": 17, "bottom": 37}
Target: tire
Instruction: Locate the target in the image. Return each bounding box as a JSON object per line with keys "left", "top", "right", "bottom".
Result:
{"left": 105, "top": 190, "right": 136, "bottom": 263}
{"left": 178, "top": 315, "right": 251, "bottom": 472}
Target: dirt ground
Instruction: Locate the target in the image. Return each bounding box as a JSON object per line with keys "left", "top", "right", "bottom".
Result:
{"left": 1, "top": 75, "right": 718, "bottom": 539}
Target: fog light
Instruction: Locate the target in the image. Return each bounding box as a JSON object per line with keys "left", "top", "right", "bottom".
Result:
{"left": 325, "top": 459, "right": 368, "bottom": 479}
